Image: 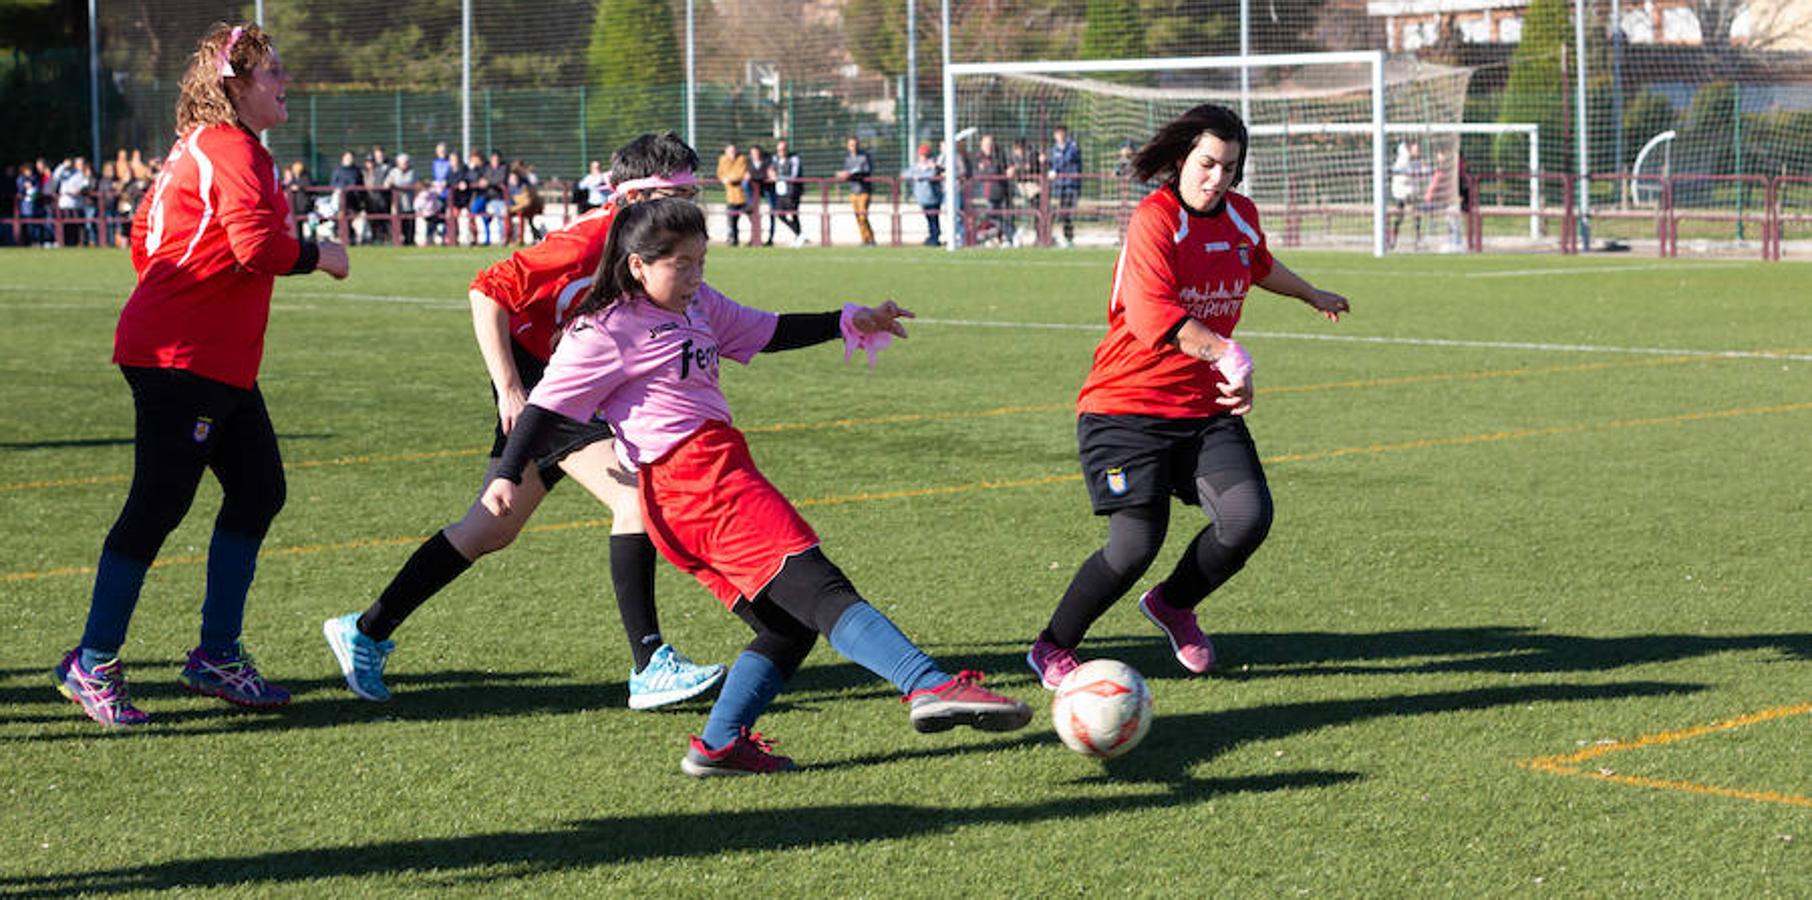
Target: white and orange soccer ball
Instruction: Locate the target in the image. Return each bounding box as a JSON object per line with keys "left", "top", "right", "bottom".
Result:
{"left": 1051, "top": 659, "right": 1152, "bottom": 759}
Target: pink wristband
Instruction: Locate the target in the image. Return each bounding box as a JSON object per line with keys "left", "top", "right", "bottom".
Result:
{"left": 1214, "top": 339, "right": 1252, "bottom": 383}
{"left": 840, "top": 303, "right": 894, "bottom": 368}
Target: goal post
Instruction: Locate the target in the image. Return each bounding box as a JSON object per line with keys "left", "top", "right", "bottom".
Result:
{"left": 945, "top": 51, "right": 1390, "bottom": 255}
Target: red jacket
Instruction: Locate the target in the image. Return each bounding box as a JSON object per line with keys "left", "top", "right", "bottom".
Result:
{"left": 469, "top": 203, "right": 617, "bottom": 362}
{"left": 115, "top": 124, "right": 301, "bottom": 388}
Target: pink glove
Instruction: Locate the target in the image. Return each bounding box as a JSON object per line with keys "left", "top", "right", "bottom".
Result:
{"left": 840, "top": 302, "right": 895, "bottom": 368}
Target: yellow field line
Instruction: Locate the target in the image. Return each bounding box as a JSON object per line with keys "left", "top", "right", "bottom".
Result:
{"left": 1520, "top": 702, "right": 1812, "bottom": 808}
{"left": 8, "top": 399, "right": 1809, "bottom": 584}
{"left": 0, "top": 355, "right": 1712, "bottom": 495}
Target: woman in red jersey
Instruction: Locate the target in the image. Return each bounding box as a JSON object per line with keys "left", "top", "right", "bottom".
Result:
{"left": 1027, "top": 104, "right": 1349, "bottom": 690}
{"left": 54, "top": 23, "right": 349, "bottom": 727}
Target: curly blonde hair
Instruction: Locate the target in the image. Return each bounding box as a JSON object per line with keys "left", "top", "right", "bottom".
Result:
{"left": 175, "top": 23, "right": 276, "bottom": 134}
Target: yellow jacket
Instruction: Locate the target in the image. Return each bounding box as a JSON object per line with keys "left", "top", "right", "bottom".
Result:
{"left": 717, "top": 153, "right": 749, "bottom": 206}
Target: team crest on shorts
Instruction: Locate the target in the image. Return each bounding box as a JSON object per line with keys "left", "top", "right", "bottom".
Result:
{"left": 1105, "top": 467, "right": 1129, "bottom": 496}
{"left": 1237, "top": 243, "right": 1251, "bottom": 267}
{"left": 192, "top": 417, "right": 213, "bottom": 443}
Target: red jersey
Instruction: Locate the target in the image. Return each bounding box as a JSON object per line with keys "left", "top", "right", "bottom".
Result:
{"left": 468, "top": 203, "right": 618, "bottom": 362}
{"left": 1077, "top": 187, "right": 1274, "bottom": 419}
{"left": 114, "top": 124, "right": 302, "bottom": 389}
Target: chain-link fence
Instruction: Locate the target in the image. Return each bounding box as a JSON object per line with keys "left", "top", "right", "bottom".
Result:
{"left": 6, "top": 0, "right": 1811, "bottom": 255}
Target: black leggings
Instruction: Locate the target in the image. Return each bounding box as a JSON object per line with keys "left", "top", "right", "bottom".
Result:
{"left": 102, "top": 366, "right": 286, "bottom": 563}
{"left": 1046, "top": 463, "right": 1273, "bottom": 648}
{"left": 729, "top": 547, "right": 862, "bottom": 678}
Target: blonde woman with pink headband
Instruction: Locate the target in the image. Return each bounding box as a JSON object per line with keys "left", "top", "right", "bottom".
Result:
{"left": 55, "top": 22, "right": 349, "bottom": 727}
{"left": 324, "top": 132, "right": 726, "bottom": 709}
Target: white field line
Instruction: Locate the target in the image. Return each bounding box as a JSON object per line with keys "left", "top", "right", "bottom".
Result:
{"left": 913, "top": 317, "right": 1812, "bottom": 363}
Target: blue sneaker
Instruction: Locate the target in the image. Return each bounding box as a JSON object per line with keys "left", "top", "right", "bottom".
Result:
{"left": 179, "top": 643, "right": 291, "bottom": 708}
{"left": 323, "top": 613, "right": 395, "bottom": 702}
{"left": 628, "top": 644, "right": 725, "bottom": 710}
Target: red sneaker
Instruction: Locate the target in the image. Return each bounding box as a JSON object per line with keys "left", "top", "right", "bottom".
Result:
{"left": 680, "top": 728, "right": 798, "bottom": 777}
{"left": 1026, "top": 634, "right": 1080, "bottom": 691}
{"left": 1139, "top": 583, "right": 1217, "bottom": 673}
{"left": 904, "top": 670, "right": 1033, "bottom": 733}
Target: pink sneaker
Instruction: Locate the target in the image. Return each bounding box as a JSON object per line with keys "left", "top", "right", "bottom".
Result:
{"left": 1027, "top": 634, "right": 1080, "bottom": 691}
{"left": 54, "top": 649, "right": 150, "bottom": 727}
{"left": 681, "top": 729, "right": 798, "bottom": 777}
{"left": 1139, "top": 584, "right": 1217, "bottom": 673}
{"left": 905, "top": 671, "right": 1033, "bottom": 733}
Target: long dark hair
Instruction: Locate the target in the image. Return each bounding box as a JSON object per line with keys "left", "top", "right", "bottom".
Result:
{"left": 1131, "top": 103, "right": 1248, "bottom": 190}
{"left": 570, "top": 197, "right": 707, "bottom": 321}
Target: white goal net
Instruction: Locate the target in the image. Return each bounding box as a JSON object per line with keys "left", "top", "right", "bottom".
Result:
{"left": 948, "top": 53, "right": 1474, "bottom": 254}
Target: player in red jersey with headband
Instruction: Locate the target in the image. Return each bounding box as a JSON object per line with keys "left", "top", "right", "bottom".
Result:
{"left": 54, "top": 22, "right": 350, "bottom": 727}
{"left": 1027, "top": 103, "right": 1350, "bottom": 689}
{"left": 323, "top": 133, "right": 725, "bottom": 709}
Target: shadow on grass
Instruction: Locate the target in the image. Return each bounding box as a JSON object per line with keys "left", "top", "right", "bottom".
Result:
{"left": 936, "top": 627, "right": 1812, "bottom": 682}
{"left": 0, "top": 770, "right": 1358, "bottom": 897}
{"left": 810, "top": 678, "right": 1700, "bottom": 782}
{"left": 0, "top": 670, "right": 608, "bottom": 739}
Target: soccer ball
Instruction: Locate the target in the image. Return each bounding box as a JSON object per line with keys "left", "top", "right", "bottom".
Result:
{"left": 1052, "top": 659, "right": 1152, "bottom": 759}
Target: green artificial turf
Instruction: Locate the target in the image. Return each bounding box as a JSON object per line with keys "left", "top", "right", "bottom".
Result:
{"left": 2, "top": 244, "right": 1810, "bottom": 896}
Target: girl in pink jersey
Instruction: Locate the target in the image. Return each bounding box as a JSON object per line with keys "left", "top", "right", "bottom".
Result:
{"left": 482, "top": 198, "right": 1032, "bottom": 775}
{"left": 1027, "top": 104, "right": 1349, "bottom": 690}
{"left": 55, "top": 23, "right": 349, "bottom": 727}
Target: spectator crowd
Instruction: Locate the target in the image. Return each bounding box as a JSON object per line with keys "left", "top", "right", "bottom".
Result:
{"left": 7, "top": 126, "right": 1169, "bottom": 251}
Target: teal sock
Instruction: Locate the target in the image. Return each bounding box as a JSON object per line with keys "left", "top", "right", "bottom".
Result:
{"left": 826, "top": 602, "right": 946, "bottom": 696}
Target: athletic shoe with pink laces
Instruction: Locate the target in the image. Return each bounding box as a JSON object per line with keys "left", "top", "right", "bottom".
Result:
{"left": 54, "top": 649, "right": 150, "bottom": 727}
{"left": 1139, "top": 583, "right": 1217, "bottom": 673}
{"left": 1026, "top": 634, "right": 1081, "bottom": 691}
{"left": 179, "top": 643, "right": 292, "bottom": 709}
{"left": 681, "top": 728, "right": 798, "bottom": 777}
{"left": 904, "top": 670, "right": 1033, "bottom": 733}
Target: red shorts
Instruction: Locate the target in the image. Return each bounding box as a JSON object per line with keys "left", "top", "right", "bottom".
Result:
{"left": 639, "top": 421, "right": 819, "bottom": 607}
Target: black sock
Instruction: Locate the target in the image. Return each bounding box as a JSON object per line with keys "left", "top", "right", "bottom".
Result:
{"left": 1046, "top": 549, "right": 1141, "bottom": 648}
{"left": 358, "top": 531, "right": 472, "bottom": 641}
{"left": 611, "top": 533, "right": 661, "bottom": 671}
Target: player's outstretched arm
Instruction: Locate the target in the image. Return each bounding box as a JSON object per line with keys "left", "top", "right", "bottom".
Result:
{"left": 847, "top": 300, "right": 914, "bottom": 337}
{"left": 1258, "top": 261, "right": 1348, "bottom": 323}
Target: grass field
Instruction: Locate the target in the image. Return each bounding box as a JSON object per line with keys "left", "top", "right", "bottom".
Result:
{"left": 3, "top": 244, "right": 1810, "bottom": 896}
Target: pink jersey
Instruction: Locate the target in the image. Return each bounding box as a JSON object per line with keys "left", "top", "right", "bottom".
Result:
{"left": 526, "top": 284, "right": 778, "bottom": 465}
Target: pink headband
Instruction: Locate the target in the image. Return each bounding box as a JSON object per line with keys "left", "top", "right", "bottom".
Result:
{"left": 218, "top": 26, "right": 245, "bottom": 78}
{"left": 605, "top": 170, "right": 698, "bottom": 194}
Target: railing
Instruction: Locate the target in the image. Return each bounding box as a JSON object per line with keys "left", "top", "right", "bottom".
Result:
{"left": 10, "top": 172, "right": 1812, "bottom": 261}
{"left": 1468, "top": 172, "right": 1577, "bottom": 254}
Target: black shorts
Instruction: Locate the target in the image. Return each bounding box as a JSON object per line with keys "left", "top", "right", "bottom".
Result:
{"left": 490, "top": 340, "right": 615, "bottom": 488}
{"left": 773, "top": 190, "right": 801, "bottom": 212}
{"left": 1076, "top": 412, "right": 1263, "bottom": 514}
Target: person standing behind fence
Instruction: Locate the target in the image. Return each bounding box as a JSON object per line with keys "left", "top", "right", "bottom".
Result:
{"left": 747, "top": 144, "right": 775, "bottom": 246}
{"left": 836, "top": 135, "right": 876, "bottom": 247}
{"left": 973, "top": 133, "right": 1011, "bottom": 246}
{"left": 54, "top": 21, "right": 350, "bottom": 728}
{"left": 771, "top": 139, "right": 805, "bottom": 247}
{"left": 384, "top": 152, "right": 419, "bottom": 246}
{"left": 906, "top": 143, "right": 942, "bottom": 246}
{"left": 577, "top": 159, "right": 610, "bottom": 214}
{"left": 716, "top": 143, "right": 749, "bottom": 247}
{"left": 1048, "top": 124, "right": 1082, "bottom": 247}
